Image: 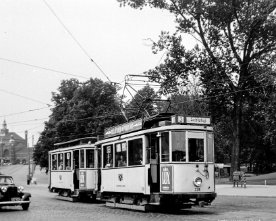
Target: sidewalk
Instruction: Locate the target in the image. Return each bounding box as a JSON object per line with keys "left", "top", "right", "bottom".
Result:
{"left": 216, "top": 184, "right": 276, "bottom": 197}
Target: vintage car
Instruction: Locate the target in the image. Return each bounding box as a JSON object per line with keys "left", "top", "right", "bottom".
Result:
{"left": 0, "top": 174, "right": 31, "bottom": 210}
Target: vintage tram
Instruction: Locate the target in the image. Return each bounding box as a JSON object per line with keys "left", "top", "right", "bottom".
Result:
{"left": 48, "top": 137, "right": 99, "bottom": 201}
{"left": 97, "top": 113, "right": 216, "bottom": 210}
{"left": 48, "top": 113, "right": 216, "bottom": 210}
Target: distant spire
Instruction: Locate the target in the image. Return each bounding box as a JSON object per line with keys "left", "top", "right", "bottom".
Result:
{"left": 1, "top": 119, "right": 9, "bottom": 134}
{"left": 3, "top": 119, "right": 7, "bottom": 129}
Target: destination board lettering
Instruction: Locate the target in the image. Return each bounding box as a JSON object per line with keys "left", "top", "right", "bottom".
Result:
{"left": 104, "top": 119, "right": 142, "bottom": 137}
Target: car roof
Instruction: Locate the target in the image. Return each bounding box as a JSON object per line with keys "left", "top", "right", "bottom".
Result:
{"left": 0, "top": 175, "right": 13, "bottom": 178}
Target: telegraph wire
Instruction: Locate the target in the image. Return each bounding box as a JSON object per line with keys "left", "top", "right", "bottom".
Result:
{"left": 0, "top": 106, "right": 51, "bottom": 118}
{"left": 8, "top": 117, "right": 48, "bottom": 126}
{"left": 0, "top": 88, "right": 51, "bottom": 106}
{"left": 0, "top": 57, "right": 89, "bottom": 80}
{"left": 42, "top": 0, "right": 112, "bottom": 83}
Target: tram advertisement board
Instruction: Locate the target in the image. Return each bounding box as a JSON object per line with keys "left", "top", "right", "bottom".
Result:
{"left": 160, "top": 165, "right": 173, "bottom": 192}
{"left": 104, "top": 119, "right": 143, "bottom": 138}
{"left": 79, "top": 171, "right": 86, "bottom": 188}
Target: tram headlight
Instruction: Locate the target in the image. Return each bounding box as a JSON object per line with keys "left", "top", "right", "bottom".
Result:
{"left": 193, "top": 177, "right": 203, "bottom": 187}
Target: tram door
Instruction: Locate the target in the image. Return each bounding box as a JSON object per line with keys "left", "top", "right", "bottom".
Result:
{"left": 73, "top": 150, "right": 80, "bottom": 189}
{"left": 148, "top": 133, "right": 160, "bottom": 192}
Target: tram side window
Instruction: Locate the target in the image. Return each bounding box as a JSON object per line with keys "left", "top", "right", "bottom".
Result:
{"left": 145, "top": 133, "right": 159, "bottom": 164}
{"left": 115, "top": 142, "right": 127, "bottom": 167}
{"left": 161, "top": 132, "right": 170, "bottom": 162}
{"left": 73, "top": 150, "right": 79, "bottom": 169}
{"left": 58, "top": 153, "right": 64, "bottom": 170}
{"left": 52, "top": 154, "right": 57, "bottom": 170}
{"left": 86, "top": 149, "right": 94, "bottom": 168}
{"left": 188, "top": 138, "right": 204, "bottom": 162}
{"left": 207, "top": 133, "right": 214, "bottom": 162}
{"left": 65, "top": 152, "right": 71, "bottom": 170}
{"left": 172, "top": 131, "right": 186, "bottom": 162}
{"left": 80, "top": 149, "right": 85, "bottom": 168}
{"left": 128, "top": 138, "right": 143, "bottom": 166}
{"left": 103, "top": 145, "right": 113, "bottom": 168}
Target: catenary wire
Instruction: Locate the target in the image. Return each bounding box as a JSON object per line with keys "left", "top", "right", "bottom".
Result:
{"left": 42, "top": 0, "right": 112, "bottom": 82}
{"left": 0, "top": 57, "right": 90, "bottom": 80}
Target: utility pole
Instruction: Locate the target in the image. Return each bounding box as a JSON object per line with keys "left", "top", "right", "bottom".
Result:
{"left": 26, "top": 130, "right": 31, "bottom": 185}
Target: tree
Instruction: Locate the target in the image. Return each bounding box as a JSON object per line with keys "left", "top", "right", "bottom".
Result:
{"left": 125, "top": 84, "right": 161, "bottom": 119}
{"left": 33, "top": 78, "right": 124, "bottom": 168}
{"left": 118, "top": 0, "right": 276, "bottom": 174}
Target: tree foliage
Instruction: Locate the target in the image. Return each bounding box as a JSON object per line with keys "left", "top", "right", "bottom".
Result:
{"left": 124, "top": 84, "right": 163, "bottom": 119}
{"left": 119, "top": 0, "right": 276, "bottom": 173}
{"left": 33, "top": 78, "right": 124, "bottom": 168}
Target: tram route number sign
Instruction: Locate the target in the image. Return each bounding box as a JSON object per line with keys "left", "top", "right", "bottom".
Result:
{"left": 161, "top": 165, "right": 173, "bottom": 192}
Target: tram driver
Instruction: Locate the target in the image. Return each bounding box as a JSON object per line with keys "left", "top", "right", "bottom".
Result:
{"left": 134, "top": 148, "right": 142, "bottom": 165}
{"left": 117, "top": 155, "right": 126, "bottom": 167}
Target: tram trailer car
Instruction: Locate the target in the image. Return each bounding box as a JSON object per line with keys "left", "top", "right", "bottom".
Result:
{"left": 48, "top": 137, "right": 100, "bottom": 201}
{"left": 97, "top": 113, "right": 217, "bottom": 210}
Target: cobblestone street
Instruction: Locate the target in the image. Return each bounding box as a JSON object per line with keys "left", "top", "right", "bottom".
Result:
{"left": 0, "top": 165, "right": 275, "bottom": 221}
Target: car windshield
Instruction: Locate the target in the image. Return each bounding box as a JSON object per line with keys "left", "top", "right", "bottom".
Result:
{"left": 0, "top": 177, "right": 14, "bottom": 184}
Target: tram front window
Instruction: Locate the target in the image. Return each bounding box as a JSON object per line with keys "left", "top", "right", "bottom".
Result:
{"left": 188, "top": 138, "right": 204, "bottom": 162}
{"left": 86, "top": 149, "right": 94, "bottom": 168}
{"left": 172, "top": 131, "right": 186, "bottom": 162}
{"left": 128, "top": 138, "right": 143, "bottom": 166}
{"left": 161, "top": 132, "right": 169, "bottom": 162}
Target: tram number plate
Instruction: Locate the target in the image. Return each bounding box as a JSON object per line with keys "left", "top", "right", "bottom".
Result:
{"left": 11, "top": 197, "right": 21, "bottom": 201}
{"left": 194, "top": 187, "right": 201, "bottom": 192}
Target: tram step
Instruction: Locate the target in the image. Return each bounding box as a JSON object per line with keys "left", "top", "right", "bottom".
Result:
{"left": 55, "top": 195, "right": 78, "bottom": 202}
{"left": 106, "top": 202, "right": 156, "bottom": 212}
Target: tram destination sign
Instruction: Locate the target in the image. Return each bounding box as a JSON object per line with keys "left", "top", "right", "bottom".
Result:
{"left": 171, "top": 115, "right": 211, "bottom": 125}
{"left": 104, "top": 119, "right": 143, "bottom": 138}
{"left": 186, "top": 116, "right": 211, "bottom": 125}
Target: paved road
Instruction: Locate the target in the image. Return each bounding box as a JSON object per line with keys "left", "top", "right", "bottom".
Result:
{"left": 1, "top": 165, "right": 276, "bottom": 221}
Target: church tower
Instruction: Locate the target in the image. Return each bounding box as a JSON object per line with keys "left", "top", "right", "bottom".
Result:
{"left": 0, "top": 120, "right": 9, "bottom": 135}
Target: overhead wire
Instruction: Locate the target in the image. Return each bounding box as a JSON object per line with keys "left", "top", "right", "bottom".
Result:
{"left": 0, "top": 57, "right": 90, "bottom": 80}
{"left": 0, "top": 88, "right": 51, "bottom": 106}
{"left": 0, "top": 106, "right": 50, "bottom": 118}
{"left": 42, "top": 0, "right": 112, "bottom": 83}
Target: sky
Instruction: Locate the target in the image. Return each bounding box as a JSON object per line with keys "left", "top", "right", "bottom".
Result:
{"left": 0, "top": 0, "right": 195, "bottom": 146}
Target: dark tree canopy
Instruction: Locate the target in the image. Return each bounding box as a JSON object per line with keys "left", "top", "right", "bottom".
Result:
{"left": 33, "top": 78, "right": 124, "bottom": 168}
{"left": 119, "top": 0, "right": 276, "bottom": 174}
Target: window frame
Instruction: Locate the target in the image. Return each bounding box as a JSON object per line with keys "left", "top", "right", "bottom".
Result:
{"left": 115, "top": 142, "right": 127, "bottom": 168}
{"left": 186, "top": 131, "right": 206, "bottom": 162}
{"left": 128, "top": 136, "right": 144, "bottom": 166}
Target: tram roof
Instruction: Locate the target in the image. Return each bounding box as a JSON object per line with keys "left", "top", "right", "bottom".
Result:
{"left": 96, "top": 124, "right": 213, "bottom": 145}
{"left": 54, "top": 137, "right": 97, "bottom": 147}
{"left": 102, "top": 113, "right": 212, "bottom": 140}
{"left": 49, "top": 143, "right": 96, "bottom": 153}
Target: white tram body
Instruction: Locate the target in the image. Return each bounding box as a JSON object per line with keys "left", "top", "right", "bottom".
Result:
{"left": 48, "top": 137, "right": 99, "bottom": 200}
{"left": 97, "top": 113, "right": 216, "bottom": 208}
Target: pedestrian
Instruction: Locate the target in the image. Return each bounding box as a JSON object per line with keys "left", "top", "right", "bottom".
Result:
{"left": 233, "top": 171, "right": 241, "bottom": 187}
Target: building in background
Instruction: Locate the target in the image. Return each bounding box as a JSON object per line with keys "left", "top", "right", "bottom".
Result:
{"left": 0, "top": 120, "right": 33, "bottom": 164}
